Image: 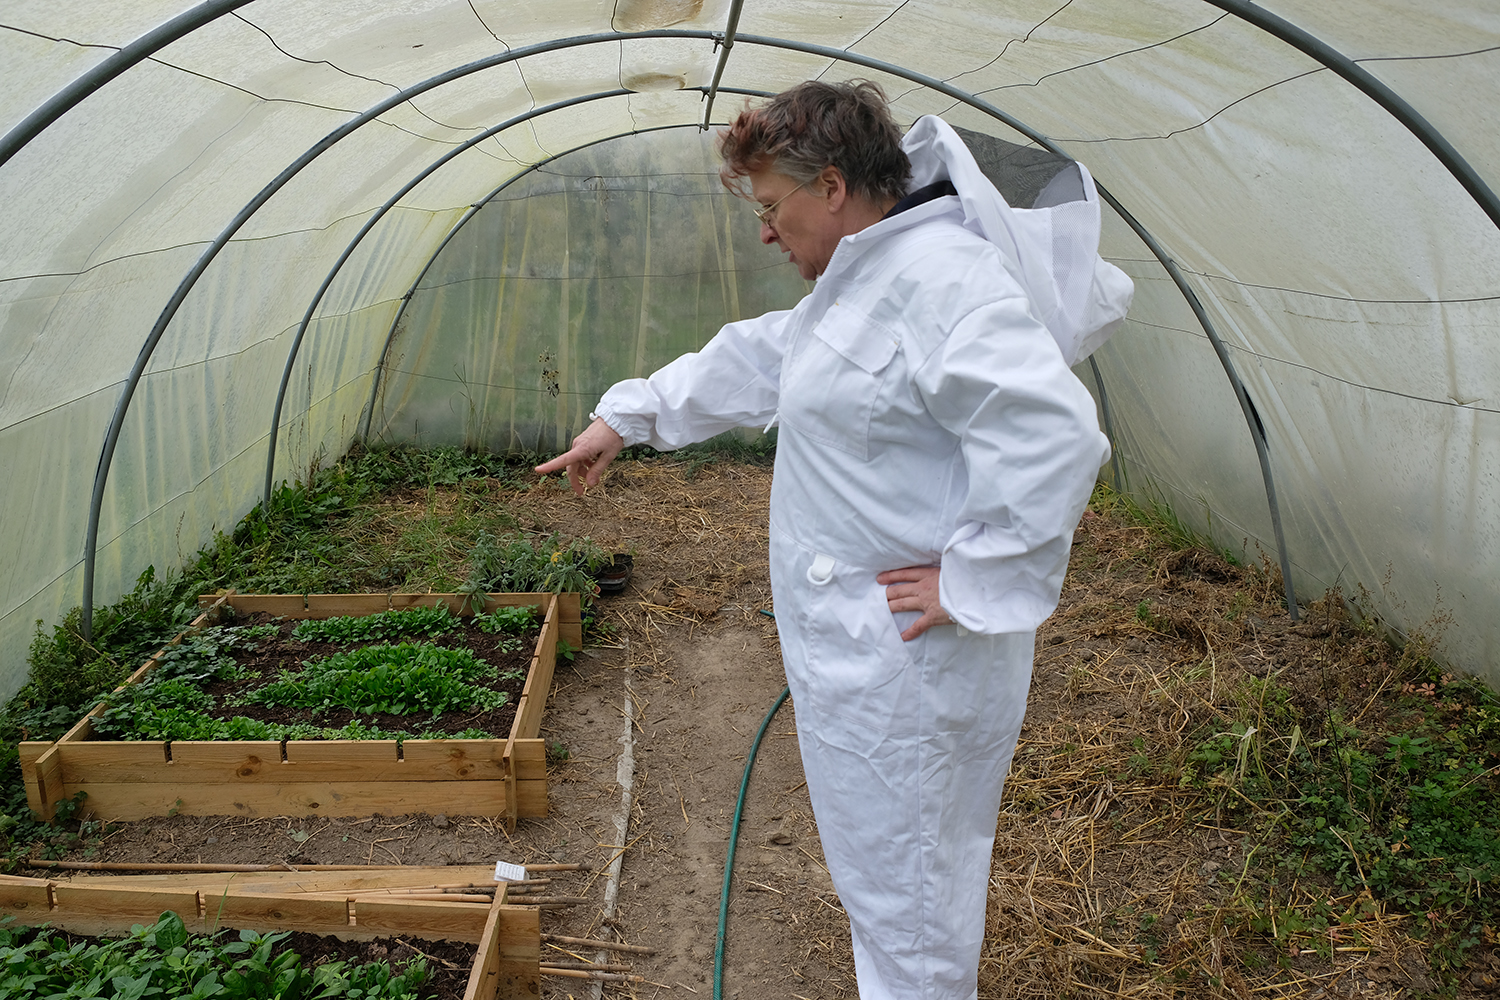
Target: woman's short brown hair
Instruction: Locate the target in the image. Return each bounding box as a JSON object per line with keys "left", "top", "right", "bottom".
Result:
{"left": 719, "top": 80, "right": 911, "bottom": 204}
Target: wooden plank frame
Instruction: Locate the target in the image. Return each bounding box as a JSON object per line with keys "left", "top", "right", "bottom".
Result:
{"left": 20, "top": 592, "right": 581, "bottom": 824}
{"left": 0, "top": 867, "right": 543, "bottom": 1000}
{"left": 466, "top": 891, "right": 541, "bottom": 1000}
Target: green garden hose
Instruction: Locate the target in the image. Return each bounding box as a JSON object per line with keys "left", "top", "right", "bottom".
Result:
{"left": 713, "top": 683, "right": 791, "bottom": 1000}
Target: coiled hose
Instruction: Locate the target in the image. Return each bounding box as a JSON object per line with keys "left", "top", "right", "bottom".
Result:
{"left": 712, "top": 684, "right": 791, "bottom": 1000}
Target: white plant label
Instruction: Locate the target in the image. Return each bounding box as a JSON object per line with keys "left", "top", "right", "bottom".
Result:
{"left": 494, "top": 860, "right": 528, "bottom": 882}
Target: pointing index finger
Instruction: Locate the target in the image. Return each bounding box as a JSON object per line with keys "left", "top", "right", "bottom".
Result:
{"left": 533, "top": 453, "right": 571, "bottom": 475}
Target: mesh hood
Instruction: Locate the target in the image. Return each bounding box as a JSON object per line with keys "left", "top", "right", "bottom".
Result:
{"left": 905, "top": 115, "right": 1134, "bottom": 365}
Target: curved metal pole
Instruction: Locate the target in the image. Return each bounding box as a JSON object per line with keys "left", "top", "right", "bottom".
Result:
{"left": 1204, "top": 0, "right": 1500, "bottom": 230}
{"left": 358, "top": 126, "right": 685, "bottom": 442}
{"left": 700, "top": 0, "right": 747, "bottom": 128}
{"left": 83, "top": 29, "right": 713, "bottom": 637}
{"left": 1093, "top": 185, "right": 1300, "bottom": 618}
{"left": 1088, "top": 355, "right": 1125, "bottom": 492}
{"left": 0, "top": 0, "right": 255, "bottom": 170}
{"left": 104, "top": 17, "right": 1461, "bottom": 631}
{"left": 264, "top": 88, "right": 633, "bottom": 503}
{"left": 358, "top": 96, "right": 770, "bottom": 441}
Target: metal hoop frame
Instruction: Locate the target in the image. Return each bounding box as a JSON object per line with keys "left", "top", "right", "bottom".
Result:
{"left": 10, "top": 8, "right": 1489, "bottom": 633}
{"left": 263, "top": 87, "right": 631, "bottom": 504}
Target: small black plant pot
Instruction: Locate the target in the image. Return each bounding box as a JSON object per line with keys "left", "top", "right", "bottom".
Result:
{"left": 592, "top": 554, "right": 634, "bottom": 595}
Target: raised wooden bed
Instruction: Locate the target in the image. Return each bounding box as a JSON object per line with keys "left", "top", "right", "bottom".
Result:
{"left": 19, "top": 591, "right": 581, "bottom": 829}
{"left": 0, "top": 865, "right": 541, "bottom": 1000}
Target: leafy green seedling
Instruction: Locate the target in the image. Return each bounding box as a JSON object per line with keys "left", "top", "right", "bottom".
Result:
{"left": 0, "top": 910, "right": 428, "bottom": 999}
{"left": 472, "top": 604, "right": 537, "bottom": 634}
{"left": 247, "top": 642, "right": 519, "bottom": 718}
{"left": 291, "top": 604, "right": 458, "bottom": 644}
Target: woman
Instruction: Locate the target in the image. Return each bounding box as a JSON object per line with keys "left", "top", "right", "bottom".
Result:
{"left": 537, "top": 80, "right": 1131, "bottom": 1000}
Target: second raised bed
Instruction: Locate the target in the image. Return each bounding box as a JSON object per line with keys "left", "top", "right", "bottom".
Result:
{"left": 20, "top": 591, "right": 580, "bottom": 829}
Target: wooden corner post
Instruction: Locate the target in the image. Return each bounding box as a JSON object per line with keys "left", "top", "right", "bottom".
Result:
{"left": 464, "top": 889, "right": 540, "bottom": 1000}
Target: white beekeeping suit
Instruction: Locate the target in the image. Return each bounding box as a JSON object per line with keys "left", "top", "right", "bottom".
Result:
{"left": 594, "top": 116, "right": 1131, "bottom": 1000}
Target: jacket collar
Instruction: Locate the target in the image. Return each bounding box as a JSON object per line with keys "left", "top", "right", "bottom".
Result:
{"left": 818, "top": 190, "right": 964, "bottom": 284}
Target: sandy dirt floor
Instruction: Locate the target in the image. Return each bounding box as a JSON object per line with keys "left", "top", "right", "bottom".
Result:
{"left": 41, "top": 456, "right": 1493, "bottom": 999}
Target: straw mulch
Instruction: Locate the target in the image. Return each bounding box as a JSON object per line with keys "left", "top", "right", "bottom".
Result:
{"left": 500, "top": 457, "right": 778, "bottom": 673}
{"left": 988, "top": 507, "right": 1446, "bottom": 1000}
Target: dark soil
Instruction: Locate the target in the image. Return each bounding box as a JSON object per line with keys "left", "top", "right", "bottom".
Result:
{"left": 278, "top": 931, "right": 476, "bottom": 1000}
{"left": 90, "top": 613, "right": 539, "bottom": 741}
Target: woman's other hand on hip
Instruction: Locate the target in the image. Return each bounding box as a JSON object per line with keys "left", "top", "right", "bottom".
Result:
{"left": 876, "top": 564, "right": 954, "bottom": 641}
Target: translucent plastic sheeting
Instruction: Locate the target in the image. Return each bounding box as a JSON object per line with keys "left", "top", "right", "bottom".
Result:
{"left": 371, "top": 128, "right": 811, "bottom": 456}
{"left": 375, "top": 120, "right": 1083, "bottom": 459}
{"left": 1080, "top": 261, "right": 1281, "bottom": 558}
{"left": 0, "top": 26, "right": 734, "bottom": 691}
{"left": 1256, "top": 0, "right": 1500, "bottom": 163}
{"left": 3, "top": 0, "right": 1500, "bottom": 695}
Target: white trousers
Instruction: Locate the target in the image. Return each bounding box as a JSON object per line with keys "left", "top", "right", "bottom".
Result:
{"left": 771, "top": 525, "right": 1034, "bottom": 1000}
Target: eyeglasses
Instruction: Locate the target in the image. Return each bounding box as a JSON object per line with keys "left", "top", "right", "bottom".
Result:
{"left": 752, "top": 180, "right": 810, "bottom": 226}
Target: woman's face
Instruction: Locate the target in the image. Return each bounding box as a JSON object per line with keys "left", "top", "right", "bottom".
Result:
{"left": 748, "top": 167, "right": 842, "bottom": 280}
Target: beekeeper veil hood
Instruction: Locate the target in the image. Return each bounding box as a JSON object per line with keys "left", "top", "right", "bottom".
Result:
{"left": 902, "top": 115, "right": 1134, "bottom": 365}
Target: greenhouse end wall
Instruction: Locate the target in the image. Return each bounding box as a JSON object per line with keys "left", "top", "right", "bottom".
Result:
{"left": 370, "top": 129, "right": 811, "bottom": 454}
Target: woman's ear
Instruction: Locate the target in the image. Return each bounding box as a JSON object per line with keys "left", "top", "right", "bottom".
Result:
{"left": 819, "top": 164, "right": 848, "bottom": 212}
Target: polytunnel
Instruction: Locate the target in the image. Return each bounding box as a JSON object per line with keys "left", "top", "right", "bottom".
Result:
{"left": 2, "top": 0, "right": 1498, "bottom": 694}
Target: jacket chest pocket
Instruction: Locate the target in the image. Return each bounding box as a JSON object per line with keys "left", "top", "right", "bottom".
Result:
{"left": 781, "top": 303, "right": 901, "bottom": 460}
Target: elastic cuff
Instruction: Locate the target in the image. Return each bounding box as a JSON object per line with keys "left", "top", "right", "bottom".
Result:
{"left": 590, "top": 402, "right": 645, "bottom": 447}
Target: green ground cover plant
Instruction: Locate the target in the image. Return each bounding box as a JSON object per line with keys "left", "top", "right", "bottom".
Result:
{"left": 86, "top": 618, "right": 528, "bottom": 745}
{"left": 184, "top": 445, "right": 526, "bottom": 599}
{"left": 470, "top": 605, "right": 537, "bottom": 634}
{"left": 289, "top": 605, "right": 458, "bottom": 644}
{"left": 1182, "top": 626, "right": 1500, "bottom": 978}
{"left": 16, "top": 567, "right": 204, "bottom": 741}
{"left": 0, "top": 910, "right": 428, "bottom": 999}
{"left": 246, "top": 643, "right": 517, "bottom": 719}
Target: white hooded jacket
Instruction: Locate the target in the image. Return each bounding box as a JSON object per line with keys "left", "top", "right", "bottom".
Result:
{"left": 591, "top": 115, "right": 1133, "bottom": 999}
{"left": 595, "top": 115, "right": 1132, "bottom": 634}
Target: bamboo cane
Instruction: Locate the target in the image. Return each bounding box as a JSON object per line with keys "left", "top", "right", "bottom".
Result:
{"left": 541, "top": 934, "right": 656, "bottom": 955}
{"left": 351, "top": 893, "right": 494, "bottom": 903}
{"left": 536, "top": 961, "right": 634, "bottom": 972}
{"left": 26, "top": 861, "right": 411, "bottom": 873}
{"left": 540, "top": 967, "right": 644, "bottom": 983}
{"left": 344, "top": 885, "right": 510, "bottom": 896}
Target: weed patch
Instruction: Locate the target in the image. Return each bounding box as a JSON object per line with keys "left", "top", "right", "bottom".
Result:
{"left": 459, "top": 530, "right": 608, "bottom": 605}
{"left": 4, "top": 445, "right": 598, "bottom": 865}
